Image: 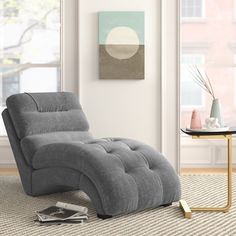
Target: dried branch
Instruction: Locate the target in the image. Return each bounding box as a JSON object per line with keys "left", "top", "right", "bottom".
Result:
{"left": 1, "top": 8, "right": 57, "bottom": 51}
{"left": 188, "top": 65, "right": 215, "bottom": 99}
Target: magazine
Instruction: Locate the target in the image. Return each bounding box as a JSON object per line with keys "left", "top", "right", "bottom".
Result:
{"left": 34, "top": 219, "right": 84, "bottom": 226}
{"left": 34, "top": 202, "right": 88, "bottom": 225}
{"left": 55, "top": 202, "right": 88, "bottom": 214}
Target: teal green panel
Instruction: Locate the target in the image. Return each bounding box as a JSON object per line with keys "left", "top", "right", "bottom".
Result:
{"left": 99, "top": 11, "right": 144, "bottom": 44}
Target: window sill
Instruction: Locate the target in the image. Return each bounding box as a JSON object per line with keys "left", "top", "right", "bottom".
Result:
{"left": 181, "top": 106, "right": 206, "bottom": 112}
{"left": 181, "top": 18, "right": 207, "bottom": 24}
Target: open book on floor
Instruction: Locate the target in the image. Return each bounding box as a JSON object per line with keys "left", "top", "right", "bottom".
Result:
{"left": 34, "top": 202, "right": 88, "bottom": 226}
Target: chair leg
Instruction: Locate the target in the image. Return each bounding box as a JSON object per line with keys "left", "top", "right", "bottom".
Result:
{"left": 97, "top": 214, "right": 113, "bottom": 220}
{"left": 161, "top": 203, "right": 172, "bottom": 207}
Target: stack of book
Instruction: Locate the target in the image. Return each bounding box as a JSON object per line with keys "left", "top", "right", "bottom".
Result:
{"left": 34, "top": 202, "right": 89, "bottom": 226}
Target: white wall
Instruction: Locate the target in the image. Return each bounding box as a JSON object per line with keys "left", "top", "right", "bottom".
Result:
{"left": 79, "top": 0, "right": 161, "bottom": 149}
{"left": 181, "top": 137, "right": 236, "bottom": 168}
{"left": 0, "top": 0, "right": 180, "bottom": 170}
{"left": 161, "top": 0, "right": 180, "bottom": 171}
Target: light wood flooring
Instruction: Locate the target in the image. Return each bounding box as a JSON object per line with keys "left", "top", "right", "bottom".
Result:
{"left": 0, "top": 168, "right": 19, "bottom": 176}
{"left": 1, "top": 168, "right": 236, "bottom": 176}
{"left": 181, "top": 168, "right": 236, "bottom": 175}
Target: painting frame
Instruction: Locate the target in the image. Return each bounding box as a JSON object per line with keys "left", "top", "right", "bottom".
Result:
{"left": 99, "top": 11, "right": 145, "bottom": 80}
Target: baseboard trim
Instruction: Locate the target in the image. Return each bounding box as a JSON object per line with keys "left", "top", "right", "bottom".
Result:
{"left": 0, "top": 163, "right": 17, "bottom": 168}
{"left": 0, "top": 137, "right": 10, "bottom": 146}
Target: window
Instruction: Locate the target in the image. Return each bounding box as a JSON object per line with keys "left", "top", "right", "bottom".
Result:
{"left": 234, "top": 55, "right": 236, "bottom": 106}
{"left": 182, "top": 0, "right": 205, "bottom": 19}
{"left": 0, "top": 0, "right": 61, "bottom": 135}
{"left": 1, "top": 58, "right": 20, "bottom": 106}
{"left": 180, "top": 0, "right": 236, "bottom": 128}
{"left": 181, "top": 54, "right": 205, "bottom": 108}
{"left": 234, "top": 0, "right": 236, "bottom": 19}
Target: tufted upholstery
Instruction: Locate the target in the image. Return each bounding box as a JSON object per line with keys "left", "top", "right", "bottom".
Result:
{"left": 2, "top": 92, "right": 181, "bottom": 217}
{"left": 32, "top": 138, "right": 180, "bottom": 215}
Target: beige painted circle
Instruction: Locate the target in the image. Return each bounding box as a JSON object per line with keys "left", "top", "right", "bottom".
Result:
{"left": 105, "top": 26, "right": 139, "bottom": 60}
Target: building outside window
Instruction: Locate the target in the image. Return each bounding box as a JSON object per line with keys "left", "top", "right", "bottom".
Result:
{"left": 1, "top": 58, "right": 20, "bottom": 106}
{"left": 180, "top": 0, "right": 236, "bottom": 168}
{"left": 182, "top": 0, "right": 205, "bottom": 19}
{"left": 0, "top": 0, "right": 61, "bottom": 135}
{"left": 180, "top": 0, "right": 236, "bottom": 129}
{"left": 181, "top": 54, "right": 205, "bottom": 109}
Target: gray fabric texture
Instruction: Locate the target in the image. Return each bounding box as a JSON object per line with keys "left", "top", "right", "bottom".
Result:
{"left": 32, "top": 167, "right": 81, "bottom": 196}
{"left": 21, "top": 131, "right": 93, "bottom": 165}
{"left": 32, "top": 138, "right": 181, "bottom": 215}
{"left": 1, "top": 109, "right": 33, "bottom": 194}
{"left": 6, "top": 92, "right": 89, "bottom": 139}
{"left": 2, "top": 92, "right": 181, "bottom": 217}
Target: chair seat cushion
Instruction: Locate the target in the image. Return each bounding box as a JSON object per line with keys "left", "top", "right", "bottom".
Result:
{"left": 20, "top": 131, "right": 93, "bottom": 165}
{"left": 32, "top": 138, "right": 181, "bottom": 215}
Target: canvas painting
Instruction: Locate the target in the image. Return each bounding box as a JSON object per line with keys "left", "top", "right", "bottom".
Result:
{"left": 99, "top": 12, "right": 144, "bottom": 80}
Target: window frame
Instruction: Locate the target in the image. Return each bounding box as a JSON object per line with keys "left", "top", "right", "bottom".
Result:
{"left": 234, "top": 55, "right": 236, "bottom": 107}
{"left": 234, "top": 0, "right": 236, "bottom": 20}
{"left": 1, "top": 58, "right": 20, "bottom": 106}
{"left": 181, "top": 0, "right": 206, "bottom": 22}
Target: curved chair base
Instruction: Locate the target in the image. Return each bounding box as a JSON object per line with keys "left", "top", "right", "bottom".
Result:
{"left": 97, "top": 203, "right": 173, "bottom": 219}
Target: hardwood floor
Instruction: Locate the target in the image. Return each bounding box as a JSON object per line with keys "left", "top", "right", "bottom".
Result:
{"left": 0, "top": 168, "right": 19, "bottom": 176}
{"left": 0, "top": 167, "right": 236, "bottom": 176}
{"left": 181, "top": 168, "right": 236, "bottom": 175}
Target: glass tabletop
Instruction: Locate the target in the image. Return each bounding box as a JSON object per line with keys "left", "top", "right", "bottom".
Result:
{"left": 181, "top": 127, "right": 236, "bottom": 136}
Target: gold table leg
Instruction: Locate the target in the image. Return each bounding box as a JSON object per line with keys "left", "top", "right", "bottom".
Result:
{"left": 179, "top": 199, "right": 192, "bottom": 218}
{"left": 179, "top": 135, "right": 233, "bottom": 219}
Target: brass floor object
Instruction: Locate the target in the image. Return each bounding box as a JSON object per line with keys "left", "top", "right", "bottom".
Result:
{"left": 180, "top": 134, "right": 233, "bottom": 219}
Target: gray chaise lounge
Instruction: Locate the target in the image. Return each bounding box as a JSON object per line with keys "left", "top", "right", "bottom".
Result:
{"left": 2, "top": 92, "right": 181, "bottom": 219}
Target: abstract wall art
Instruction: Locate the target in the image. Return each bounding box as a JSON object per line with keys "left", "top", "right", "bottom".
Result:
{"left": 99, "top": 11, "right": 145, "bottom": 80}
